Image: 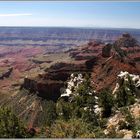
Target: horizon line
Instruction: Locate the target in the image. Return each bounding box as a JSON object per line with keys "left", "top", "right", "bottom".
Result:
{"left": 0, "top": 26, "right": 139, "bottom": 30}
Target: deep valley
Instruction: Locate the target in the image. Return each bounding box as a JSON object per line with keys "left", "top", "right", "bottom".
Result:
{"left": 0, "top": 27, "right": 140, "bottom": 138}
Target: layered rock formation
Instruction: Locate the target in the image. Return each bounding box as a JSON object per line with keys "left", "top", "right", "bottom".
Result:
{"left": 21, "top": 61, "right": 93, "bottom": 101}
{"left": 92, "top": 34, "right": 140, "bottom": 91}
{"left": 115, "top": 33, "right": 138, "bottom": 48}
{"left": 21, "top": 33, "right": 140, "bottom": 101}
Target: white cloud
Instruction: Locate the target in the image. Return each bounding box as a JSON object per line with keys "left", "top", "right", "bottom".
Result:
{"left": 0, "top": 13, "right": 32, "bottom": 17}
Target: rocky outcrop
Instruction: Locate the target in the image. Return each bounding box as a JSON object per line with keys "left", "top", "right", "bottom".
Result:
{"left": 85, "top": 57, "right": 98, "bottom": 69}
{"left": 21, "top": 77, "right": 64, "bottom": 101}
{"left": 130, "top": 103, "right": 140, "bottom": 119}
{"left": 0, "top": 67, "right": 13, "bottom": 79}
{"left": 102, "top": 43, "right": 112, "bottom": 57}
{"left": 91, "top": 34, "right": 140, "bottom": 92}
{"left": 115, "top": 33, "right": 138, "bottom": 48}
{"left": 69, "top": 40, "right": 104, "bottom": 61}
{"left": 32, "top": 59, "right": 52, "bottom": 64}
{"left": 36, "top": 80, "right": 64, "bottom": 101}
{"left": 121, "top": 130, "right": 133, "bottom": 139}
{"left": 22, "top": 77, "right": 37, "bottom": 93}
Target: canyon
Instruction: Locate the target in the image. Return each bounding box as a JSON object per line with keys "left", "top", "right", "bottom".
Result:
{"left": 0, "top": 27, "right": 139, "bottom": 129}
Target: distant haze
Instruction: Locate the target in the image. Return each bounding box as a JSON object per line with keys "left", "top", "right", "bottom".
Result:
{"left": 0, "top": 2, "right": 140, "bottom": 29}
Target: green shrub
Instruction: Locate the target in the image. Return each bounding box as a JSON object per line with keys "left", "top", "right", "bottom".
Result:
{"left": 81, "top": 108, "right": 99, "bottom": 128}
{"left": 120, "top": 107, "right": 135, "bottom": 130}
{"left": 92, "top": 127, "right": 106, "bottom": 138}
{"left": 50, "top": 119, "right": 95, "bottom": 138}
{"left": 0, "top": 107, "right": 31, "bottom": 138}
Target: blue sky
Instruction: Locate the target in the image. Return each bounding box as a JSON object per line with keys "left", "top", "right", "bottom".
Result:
{"left": 0, "top": 2, "right": 140, "bottom": 28}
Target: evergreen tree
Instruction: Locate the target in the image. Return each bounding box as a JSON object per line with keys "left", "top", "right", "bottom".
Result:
{"left": 98, "top": 89, "right": 114, "bottom": 118}
{"left": 115, "top": 75, "right": 135, "bottom": 107}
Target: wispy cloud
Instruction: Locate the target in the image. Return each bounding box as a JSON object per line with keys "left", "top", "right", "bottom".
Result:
{"left": 0, "top": 13, "right": 32, "bottom": 17}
